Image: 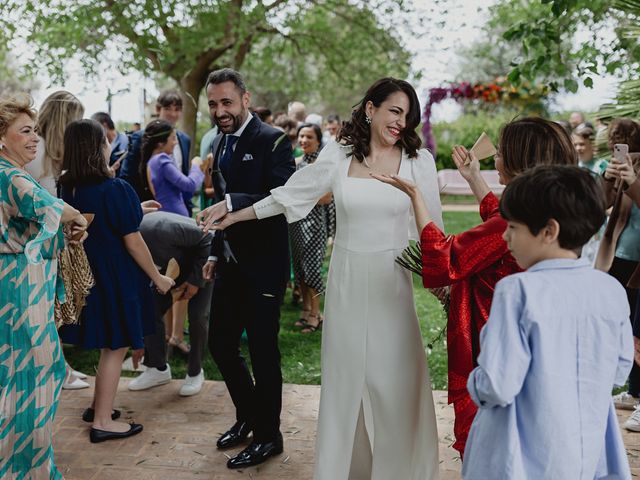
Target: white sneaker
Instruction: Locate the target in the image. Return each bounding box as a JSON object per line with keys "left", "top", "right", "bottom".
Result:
{"left": 625, "top": 407, "right": 640, "bottom": 432}
{"left": 62, "top": 367, "right": 90, "bottom": 390}
{"left": 72, "top": 369, "right": 88, "bottom": 379}
{"left": 179, "top": 369, "right": 204, "bottom": 397}
{"left": 62, "top": 375, "right": 90, "bottom": 390}
{"left": 613, "top": 392, "right": 639, "bottom": 410}
{"left": 65, "top": 361, "right": 88, "bottom": 380}
{"left": 128, "top": 365, "right": 172, "bottom": 391}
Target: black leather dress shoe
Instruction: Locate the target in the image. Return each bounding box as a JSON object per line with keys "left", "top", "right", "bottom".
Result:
{"left": 82, "top": 407, "right": 121, "bottom": 423}
{"left": 227, "top": 433, "right": 283, "bottom": 469}
{"left": 89, "top": 423, "right": 143, "bottom": 443}
{"left": 216, "top": 421, "right": 252, "bottom": 449}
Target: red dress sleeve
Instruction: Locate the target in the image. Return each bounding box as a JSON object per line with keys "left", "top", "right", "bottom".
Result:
{"left": 420, "top": 192, "right": 509, "bottom": 288}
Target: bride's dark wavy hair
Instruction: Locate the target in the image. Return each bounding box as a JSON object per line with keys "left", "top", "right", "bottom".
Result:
{"left": 337, "top": 77, "right": 421, "bottom": 161}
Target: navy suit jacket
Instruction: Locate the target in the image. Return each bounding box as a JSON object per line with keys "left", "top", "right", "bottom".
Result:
{"left": 109, "top": 132, "right": 129, "bottom": 167}
{"left": 120, "top": 128, "right": 191, "bottom": 204}
{"left": 210, "top": 114, "right": 295, "bottom": 294}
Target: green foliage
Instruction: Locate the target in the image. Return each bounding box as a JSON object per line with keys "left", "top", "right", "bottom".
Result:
{"left": 2, "top": 0, "right": 418, "bottom": 143}
{"left": 454, "top": 2, "right": 571, "bottom": 86}
{"left": 243, "top": 1, "right": 414, "bottom": 116}
{"left": 489, "top": 0, "right": 639, "bottom": 93}
{"left": 0, "top": 41, "right": 39, "bottom": 95}
{"left": 431, "top": 110, "right": 520, "bottom": 169}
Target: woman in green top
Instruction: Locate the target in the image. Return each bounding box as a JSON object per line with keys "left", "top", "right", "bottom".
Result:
{"left": 0, "top": 94, "right": 87, "bottom": 478}
{"left": 601, "top": 119, "right": 640, "bottom": 421}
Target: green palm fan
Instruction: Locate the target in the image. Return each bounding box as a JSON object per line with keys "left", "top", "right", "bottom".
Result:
{"left": 598, "top": 1, "right": 640, "bottom": 120}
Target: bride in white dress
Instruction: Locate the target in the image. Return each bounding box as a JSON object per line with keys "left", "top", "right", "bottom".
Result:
{"left": 201, "top": 78, "right": 443, "bottom": 479}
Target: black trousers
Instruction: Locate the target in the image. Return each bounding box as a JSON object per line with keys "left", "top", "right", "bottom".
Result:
{"left": 209, "top": 260, "right": 284, "bottom": 442}
{"left": 609, "top": 256, "right": 640, "bottom": 396}
{"left": 143, "top": 282, "right": 213, "bottom": 377}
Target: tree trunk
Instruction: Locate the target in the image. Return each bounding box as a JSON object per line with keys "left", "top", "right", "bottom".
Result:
{"left": 179, "top": 75, "right": 206, "bottom": 158}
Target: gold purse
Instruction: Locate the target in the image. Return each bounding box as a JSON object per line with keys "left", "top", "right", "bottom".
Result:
{"left": 54, "top": 221, "right": 95, "bottom": 329}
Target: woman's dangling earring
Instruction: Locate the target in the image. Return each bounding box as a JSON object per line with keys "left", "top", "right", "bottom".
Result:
{"left": 365, "top": 115, "right": 372, "bottom": 125}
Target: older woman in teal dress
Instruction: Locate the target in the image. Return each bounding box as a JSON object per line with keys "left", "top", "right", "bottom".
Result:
{"left": 0, "top": 94, "right": 87, "bottom": 478}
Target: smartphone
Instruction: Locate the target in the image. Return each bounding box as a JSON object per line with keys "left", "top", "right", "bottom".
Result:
{"left": 614, "top": 143, "right": 629, "bottom": 163}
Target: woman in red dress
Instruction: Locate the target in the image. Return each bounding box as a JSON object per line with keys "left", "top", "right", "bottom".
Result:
{"left": 373, "top": 117, "right": 578, "bottom": 457}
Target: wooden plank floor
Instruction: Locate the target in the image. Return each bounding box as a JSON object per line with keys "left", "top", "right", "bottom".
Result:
{"left": 53, "top": 378, "right": 640, "bottom": 479}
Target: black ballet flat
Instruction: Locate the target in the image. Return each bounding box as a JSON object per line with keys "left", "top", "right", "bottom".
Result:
{"left": 89, "top": 423, "right": 143, "bottom": 443}
{"left": 82, "top": 407, "right": 121, "bottom": 423}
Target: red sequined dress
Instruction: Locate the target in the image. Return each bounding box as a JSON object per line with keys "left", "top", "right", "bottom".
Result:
{"left": 420, "top": 192, "right": 521, "bottom": 456}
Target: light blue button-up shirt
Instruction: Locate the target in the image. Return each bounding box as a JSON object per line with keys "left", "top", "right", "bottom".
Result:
{"left": 463, "top": 258, "right": 633, "bottom": 480}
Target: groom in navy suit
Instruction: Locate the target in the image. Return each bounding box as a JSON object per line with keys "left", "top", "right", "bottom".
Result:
{"left": 198, "top": 68, "right": 294, "bottom": 469}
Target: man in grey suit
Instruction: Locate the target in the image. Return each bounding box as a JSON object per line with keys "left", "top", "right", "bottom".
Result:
{"left": 128, "top": 211, "right": 214, "bottom": 396}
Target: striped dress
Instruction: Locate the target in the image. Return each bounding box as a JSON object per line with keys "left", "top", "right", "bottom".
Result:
{"left": 0, "top": 158, "right": 66, "bottom": 479}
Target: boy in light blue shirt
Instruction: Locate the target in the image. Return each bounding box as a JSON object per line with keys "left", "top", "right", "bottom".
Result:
{"left": 463, "top": 165, "right": 634, "bottom": 480}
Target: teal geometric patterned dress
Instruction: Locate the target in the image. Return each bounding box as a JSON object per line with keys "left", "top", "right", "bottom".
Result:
{"left": 0, "top": 157, "right": 66, "bottom": 479}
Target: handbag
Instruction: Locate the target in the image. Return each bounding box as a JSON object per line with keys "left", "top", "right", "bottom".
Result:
{"left": 54, "top": 232, "right": 94, "bottom": 329}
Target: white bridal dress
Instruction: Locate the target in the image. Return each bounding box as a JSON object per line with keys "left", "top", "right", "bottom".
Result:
{"left": 254, "top": 140, "right": 443, "bottom": 480}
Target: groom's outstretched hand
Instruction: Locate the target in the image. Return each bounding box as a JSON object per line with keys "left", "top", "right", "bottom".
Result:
{"left": 197, "top": 200, "right": 229, "bottom": 232}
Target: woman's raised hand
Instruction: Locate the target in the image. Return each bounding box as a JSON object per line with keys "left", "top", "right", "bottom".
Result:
{"left": 618, "top": 154, "right": 637, "bottom": 187}
{"left": 201, "top": 153, "right": 213, "bottom": 174}
{"left": 370, "top": 173, "right": 419, "bottom": 197}
{"left": 451, "top": 145, "right": 480, "bottom": 181}
{"left": 371, "top": 172, "right": 432, "bottom": 231}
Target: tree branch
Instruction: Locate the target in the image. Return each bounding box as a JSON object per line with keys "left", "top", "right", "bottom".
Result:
{"left": 182, "top": 43, "right": 236, "bottom": 84}
{"left": 103, "top": 0, "right": 163, "bottom": 70}
{"left": 264, "top": 0, "right": 290, "bottom": 12}
{"left": 234, "top": 34, "right": 254, "bottom": 69}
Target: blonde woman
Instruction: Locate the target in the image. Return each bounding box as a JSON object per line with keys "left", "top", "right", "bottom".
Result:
{"left": 25, "top": 90, "right": 84, "bottom": 195}
{"left": 25, "top": 90, "right": 90, "bottom": 389}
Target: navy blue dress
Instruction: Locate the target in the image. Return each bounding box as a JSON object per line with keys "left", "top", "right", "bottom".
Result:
{"left": 59, "top": 178, "right": 155, "bottom": 349}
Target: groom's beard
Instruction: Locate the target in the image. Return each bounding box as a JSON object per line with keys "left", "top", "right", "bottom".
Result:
{"left": 214, "top": 109, "right": 247, "bottom": 134}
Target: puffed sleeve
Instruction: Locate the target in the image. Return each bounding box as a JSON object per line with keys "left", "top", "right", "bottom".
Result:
{"left": 104, "top": 179, "right": 143, "bottom": 236}
{"left": 420, "top": 192, "right": 509, "bottom": 287}
{"left": 409, "top": 149, "right": 444, "bottom": 239}
{"left": 6, "top": 172, "right": 64, "bottom": 264}
{"left": 253, "top": 139, "right": 344, "bottom": 222}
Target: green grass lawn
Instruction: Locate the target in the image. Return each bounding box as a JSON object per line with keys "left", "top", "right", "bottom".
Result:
{"left": 64, "top": 210, "right": 481, "bottom": 391}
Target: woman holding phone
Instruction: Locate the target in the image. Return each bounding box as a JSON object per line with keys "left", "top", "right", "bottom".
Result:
{"left": 599, "top": 119, "right": 640, "bottom": 429}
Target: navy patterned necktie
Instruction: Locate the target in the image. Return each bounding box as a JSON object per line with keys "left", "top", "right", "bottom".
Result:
{"left": 219, "top": 135, "right": 238, "bottom": 175}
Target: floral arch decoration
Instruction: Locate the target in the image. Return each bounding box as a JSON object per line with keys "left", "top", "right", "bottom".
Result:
{"left": 421, "top": 79, "right": 549, "bottom": 153}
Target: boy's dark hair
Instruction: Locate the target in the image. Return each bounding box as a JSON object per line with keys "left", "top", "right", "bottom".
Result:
{"left": 91, "top": 111, "right": 115, "bottom": 130}
{"left": 327, "top": 114, "right": 340, "bottom": 123}
{"left": 572, "top": 125, "right": 595, "bottom": 141}
{"left": 205, "top": 68, "right": 247, "bottom": 94}
{"left": 59, "top": 119, "right": 112, "bottom": 187}
{"left": 156, "top": 90, "right": 183, "bottom": 109}
{"left": 499, "top": 165, "right": 606, "bottom": 250}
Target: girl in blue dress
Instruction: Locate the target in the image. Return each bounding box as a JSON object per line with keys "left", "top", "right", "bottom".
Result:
{"left": 59, "top": 119, "right": 174, "bottom": 442}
